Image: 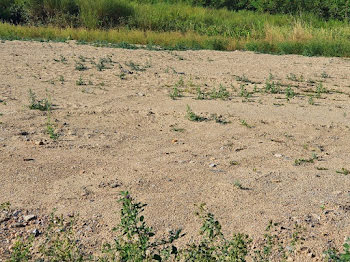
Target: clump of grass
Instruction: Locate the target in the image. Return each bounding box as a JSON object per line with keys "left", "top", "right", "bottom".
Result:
{"left": 324, "top": 238, "right": 350, "bottom": 261}
{"left": 210, "top": 85, "right": 230, "bottom": 100}
{"left": 102, "top": 191, "right": 182, "bottom": 261}
{"left": 264, "top": 81, "right": 280, "bottom": 94}
{"left": 58, "top": 75, "right": 65, "bottom": 84}
{"left": 126, "top": 61, "right": 145, "bottom": 72}
{"left": 235, "top": 74, "right": 251, "bottom": 83}
{"left": 294, "top": 153, "right": 318, "bottom": 166}
{"left": 196, "top": 87, "right": 207, "bottom": 100}
{"left": 28, "top": 89, "right": 51, "bottom": 111}
{"left": 315, "top": 83, "right": 328, "bottom": 97}
{"left": 75, "top": 62, "right": 87, "bottom": 71}
{"left": 211, "top": 114, "right": 230, "bottom": 125}
{"left": 53, "top": 55, "right": 67, "bottom": 63}
{"left": 186, "top": 105, "right": 206, "bottom": 122}
{"left": 287, "top": 73, "right": 304, "bottom": 82}
{"left": 336, "top": 168, "right": 350, "bottom": 175}
{"left": 76, "top": 76, "right": 85, "bottom": 86}
{"left": 240, "top": 119, "right": 252, "bottom": 128}
{"left": 308, "top": 95, "right": 315, "bottom": 105}
{"left": 169, "top": 87, "right": 182, "bottom": 100}
{"left": 239, "top": 85, "right": 252, "bottom": 98}
{"left": 321, "top": 71, "right": 330, "bottom": 79}
{"left": 234, "top": 180, "right": 244, "bottom": 190}
{"left": 285, "top": 86, "right": 295, "bottom": 100}
{"left": 46, "top": 115, "right": 59, "bottom": 140}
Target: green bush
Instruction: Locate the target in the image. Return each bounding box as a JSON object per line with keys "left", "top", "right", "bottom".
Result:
{"left": 76, "top": 0, "right": 133, "bottom": 29}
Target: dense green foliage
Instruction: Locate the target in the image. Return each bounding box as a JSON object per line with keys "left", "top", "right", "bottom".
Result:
{"left": 0, "top": 0, "right": 349, "bottom": 56}
{"left": 0, "top": 0, "right": 349, "bottom": 29}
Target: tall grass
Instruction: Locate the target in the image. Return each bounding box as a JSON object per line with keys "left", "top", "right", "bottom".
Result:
{"left": 0, "top": 0, "right": 349, "bottom": 56}
{"left": 1, "top": 22, "right": 349, "bottom": 57}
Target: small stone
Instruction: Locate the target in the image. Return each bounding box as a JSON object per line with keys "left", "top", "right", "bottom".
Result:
{"left": 209, "top": 163, "right": 217, "bottom": 168}
{"left": 32, "top": 229, "right": 40, "bottom": 237}
{"left": 19, "top": 131, "right": 29, "bottom": 136}
{"left": 171, "top": 139, "right": 178, "bottom": 144}
{"left": 274, "top": 153, "right": 282, "bottom": 158}
{"left": 110, "top": 182, "right": 119, "bottom": 188}
{"left": 138, "top": 92, "right": 145, "bottom": 97}
{"left": 23, "top": 214, "right": 36, "bottom": 222}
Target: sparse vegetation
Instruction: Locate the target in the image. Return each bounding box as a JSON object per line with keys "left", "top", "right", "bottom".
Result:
{"left": 336, "top": 168, "right": 350, "bottom": 176}
{"left": 294, "top": 153, "right": 318, "bottom": 166}
{"left": 28, "top": 89, "right": 52, "bottom": 111}
{"left": 7, "top": 193, "right": 349, "bottom": 261}
{"left": 169, "top": 87, "right": 182, "bottom": 100}
{"left": 186, "top": 105, "right": 206, "bottom": 122}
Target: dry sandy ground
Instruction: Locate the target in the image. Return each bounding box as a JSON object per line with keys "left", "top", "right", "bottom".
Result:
{"left": 0, "top": 40, "right": 350, "bottom": 260}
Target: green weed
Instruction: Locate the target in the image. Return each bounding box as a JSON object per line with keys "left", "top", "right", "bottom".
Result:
{"left": 336, "top": 168, "right": 350, "bottom": 175}
{"left": 28, "top": 89, "right": 52, "bottom": 111}
{"left": 240, "top": 119, "right": 252, "bottom": 128}
{"left": 186, "top": 105, "right": 206, "bottom": 122}
{"left": 169, "top": 87, "right": 182, "bottom": 100}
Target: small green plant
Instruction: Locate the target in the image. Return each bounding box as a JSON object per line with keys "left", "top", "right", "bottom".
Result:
{"left": 294, "top": 153, "right": 318, "bottom": 166}
{"left": 234, "top": 180, "right": 243, "bottom": 189}
{"left": 38, "top": 212, "right": 84, "bottom": 261}
{"left": 285, "top": 86, "right": 295, "bottom": 100}
{"left": 210, "top": 85, "right": 230, "bottom": 100}
{"left": 170, "top": 87, "right": 182, "bottom": 100}
{"left": 8, "top": 237, "right": 33, "bottom": 262}
{"left": 58, "top": 75, "right": 65, "bottom": 84}
{"left": 118, "top": 72, "right": 126, "bottom": 80}
{"left": 171, "top": 126, "right": 185, "bottom": 132}
{"left": 76, "top": 76, "right": 85, "bottom": 86}
{"left": 264, "top": 81, "right": 280, "bottom": 94}
{"left": 236, "top": 74, "right": 250, "bottom": 83}
{"left": 336, "top": 168, "right": 350, "bottom": 175}
{"left": 186, "top": 105, "right": 206, "bottom": 122}
{"left": 28, "top": 89, "right": 52, "bottom": 111}
{"left": 308, "top": 95, "right": 315, "bottom": 105}
{"left": 179, "top": 204, "right": 251, "bottom": 261}
{"left": 287, "top": 73, "right": 304, "bottom": 82}
{"left": 321, "top": 71, "right": 330, "bottom": 79}
{"left": 230, "top": 160, "right": 239, "bottom": 166}
{"left": 315, "top": 83, "right": 328, "bottom": 97}
{"left": 102, "top": 191, "right": 181, "bottom": 261}
{"left": 175, "top": 77, "right": 185, "bottom": 88}
{"left": 239, "top": 85, "right": 252, "bottom": 98}
{"left": 54, "top": 55, "right": 67, "bottom": 63}
{"left": 126, "top": 61, "right": 145, "bottom": 72}
{"left": 196, "top": 87, "right": 207, "bottom": 100}
{"left": 75, "top": 62, "right": 87, "bottom": 71}
{"left": 46, "top": 115, "right": 59, "bottom": 140}
{"left": 211, "top": 114, "right": 230, "bottom": 125}
{"left": 240, "top": 119, "right": 252, "bottom": 128}
{"left": 324, "top": 238, "right": 350, "bottom": 261}
{"left": 0, "top": 201, "right": 10, "bottom": 210}
{"left": 96, "top": 60, "right": 106, "bottom": 71}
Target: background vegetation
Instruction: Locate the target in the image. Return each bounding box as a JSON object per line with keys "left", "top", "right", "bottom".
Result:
{"left": 0, "top": 0, "right": 349, "bottom": 56}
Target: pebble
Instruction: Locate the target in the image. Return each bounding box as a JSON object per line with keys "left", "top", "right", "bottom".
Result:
{"left": 274, "top": 153, "right": 283, "bottom": 158}
{"left": 23, "top": 214, "right": 36, "bottom": 222}
{"left": 110, "top": 182, "right": 119, "bottom": 188}
{"left": 32, "top": 229, "right": 40, "bottom": 237}
{"left": 209, "top": 163, "right": 217, "bottom": 168}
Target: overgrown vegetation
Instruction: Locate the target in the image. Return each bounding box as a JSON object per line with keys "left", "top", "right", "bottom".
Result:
{"left": 0, "top": 0, "right": 349, "bottom": 56}
{"left": 6, "top": 193, "right": 350, "bottom": 261}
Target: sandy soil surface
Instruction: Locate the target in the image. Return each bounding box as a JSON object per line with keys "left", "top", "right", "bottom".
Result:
{"left": 0, "top": 40, "right": 350, "bottom": 260}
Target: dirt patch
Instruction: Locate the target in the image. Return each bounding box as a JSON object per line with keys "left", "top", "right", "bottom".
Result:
{"left": 0, "top": 40, "right": 350, "bottom": 260}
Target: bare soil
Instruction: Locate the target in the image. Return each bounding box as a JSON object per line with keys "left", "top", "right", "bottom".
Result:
{"left": 0, "top": 40, "right": 350, "bottom": 260}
